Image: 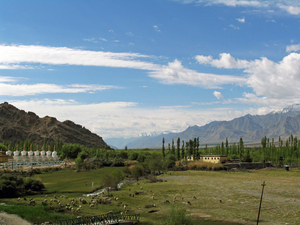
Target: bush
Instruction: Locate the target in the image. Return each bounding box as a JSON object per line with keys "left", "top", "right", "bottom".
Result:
{"left": 111, "top": 158, "right": 125, "bottom": 167}
{"left": 24, "top": 179, "right": 45, "bottom": 191}
{"left": 165, "top": 207, "right": 194, "bottom": 225}
{"left": 128, "top": 152, "right": 139, "bottom": 160}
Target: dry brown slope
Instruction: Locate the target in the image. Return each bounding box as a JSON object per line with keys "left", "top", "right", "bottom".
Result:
{"left": 0, "top": 102, "right": 110, "bottom": 149}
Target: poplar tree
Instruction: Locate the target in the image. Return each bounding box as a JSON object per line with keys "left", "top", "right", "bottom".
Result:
{"left": 181, "top": 140, "right": 185, "bottom": 160}
{"left": 162, "top": 137, "right": 165, "bottom": 158}
{"left": 177, "top": 137, "right": 181, "bottom": 160}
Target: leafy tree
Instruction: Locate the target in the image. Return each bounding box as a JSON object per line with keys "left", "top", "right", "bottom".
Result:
{"left": 162, "top": 137, "right": 165, "bottom": 158}
{"left": 0, "top": 143, "right": 8, "bottom": 152}
{"left": 60, "top": 143, "right": 85, "bottom": 159}
{"left": 128, "top": 152, "right": 139, "bottom": 160}
{"left": 176, "top": 137, "right": 181, "bottom": 160}
{"left": 181, "top": 140, "right": 185, "bottom": 160}
{"left": 171, "top": 138, "right": 175, "bottom": 155}
{"left": 130, "top": 164, "right": 144, "bottom": 181}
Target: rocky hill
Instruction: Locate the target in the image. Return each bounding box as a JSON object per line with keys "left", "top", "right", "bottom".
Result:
{"left": 0, "top": 102, "right": 110, "bottom": 148}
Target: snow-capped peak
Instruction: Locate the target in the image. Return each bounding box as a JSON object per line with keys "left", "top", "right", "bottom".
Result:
{"left": 271, "top": 104, "right": 300, "bottom": 114}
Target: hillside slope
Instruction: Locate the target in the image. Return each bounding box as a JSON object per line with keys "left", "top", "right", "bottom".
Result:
{"left": 0, "top": 102, "right": 110, "bottom": 148}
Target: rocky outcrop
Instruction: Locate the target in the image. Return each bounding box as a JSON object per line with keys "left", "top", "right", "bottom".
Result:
{"left": 0, "top": 102, "right": 110, "bottom": 149}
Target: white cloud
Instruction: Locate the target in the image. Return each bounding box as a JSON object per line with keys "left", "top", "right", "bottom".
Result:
{"left": 229, "top": 24, "right": 240, "bottom": 29}
{"left": 236, "top": 17, "right": 245, "bottom": 23}
{"left": 278, "top": 4, "right": 300, "bottom": 15}
{"left": 126, "top": 32, "right": 134, "bottom": 36}
{"left": 176, "top": 0, "right": 268, "bottom": 7}
{"left": 175, "top": 0, "right": 300, "bottom": 15}
{"left": 196, "top": 53, "right": 249, "bottom": 69}
{"left": 0, "top": 81, "right": 121, "bottom": 96}
{"left": 0, "top": 44, "right": 160, "bottom": 71}
{"left": 213, "top": 91, "right": 224, "bottom": 99}
{"left": 286, "top": 44, "right": 300, "bottom": 52}
{"left": 153, "top": 25, "right": 161, "bottom": 32}
{"left": 196, "top": 52, "right": 300, "bottom": 100}
{"left": 149, "top": 59, "right": 247, "bottom": 88}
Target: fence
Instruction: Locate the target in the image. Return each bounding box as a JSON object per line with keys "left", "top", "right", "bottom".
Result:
{"left": 56, "top": 212, "right": 140, "bottom": 225}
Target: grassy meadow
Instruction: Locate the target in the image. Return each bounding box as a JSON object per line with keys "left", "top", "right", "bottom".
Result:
{"left": 1, "top": 167, "right": 300, "bottom": 225}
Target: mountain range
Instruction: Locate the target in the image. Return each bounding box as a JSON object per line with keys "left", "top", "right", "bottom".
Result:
{"left": 105, "top": 104, "right": 300, "bottom": 149}
{"left": 0, "top": 102, "right": 110, "bottom": 149}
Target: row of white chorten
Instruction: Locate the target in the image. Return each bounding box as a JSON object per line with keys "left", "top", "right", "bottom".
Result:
{"left": 4, "top": 144, "right": 58, "bottom": 158}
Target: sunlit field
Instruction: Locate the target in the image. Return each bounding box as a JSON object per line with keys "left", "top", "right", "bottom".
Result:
{"left": 1, "top": 167, "right": 300, "bottom": 224}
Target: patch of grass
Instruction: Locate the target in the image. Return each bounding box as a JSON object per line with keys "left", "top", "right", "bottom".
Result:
{"left": 2, "top": 167, "right": 300, "bottom": 225}
{"left": 0, "top": 203, "right": 74, "bottom": 224}
{"left": 34, "top": 167, "right": 120, "bottom": 193}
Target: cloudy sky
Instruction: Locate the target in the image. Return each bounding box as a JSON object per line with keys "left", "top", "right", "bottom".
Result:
{"left": 1, "top": 0, "right": 300, "bottom": 139}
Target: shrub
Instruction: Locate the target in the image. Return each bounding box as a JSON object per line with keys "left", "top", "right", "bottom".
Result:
{"left": 165, "top": 207, "right": 194, "bottom": 225}
{"left": 128, "top": 152, "right": 139, "bottom": 160}
{"left": 24, "top": 178, "right": 45, "bottom": 191}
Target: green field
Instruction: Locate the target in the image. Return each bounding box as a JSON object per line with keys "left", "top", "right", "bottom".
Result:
{"left": 1, "top": 167, "right": 300, "bottom": 225}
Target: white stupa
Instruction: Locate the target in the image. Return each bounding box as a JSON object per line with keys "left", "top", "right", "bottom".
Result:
{"left": 28, "top": 145, "right": 34, "bottom": 157}
{"left": 52, "top": 146, "right": 58, "bottom": 159}
{"left": 21, "top": 144, "right": 27, "bottom": 156}
{"left": 6, "top": 144, "right": 12, "bottom": 156}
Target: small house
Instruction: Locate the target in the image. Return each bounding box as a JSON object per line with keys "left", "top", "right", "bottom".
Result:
{"left": 199, "top": 155, "right": 227, "bottom": 164}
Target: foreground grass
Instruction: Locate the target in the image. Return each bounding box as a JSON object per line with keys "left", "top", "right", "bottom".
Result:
{"left": 34, "top": 167, "right": 120, "bottom": 193}
{"left": 1, "top": 167, "right": 300, "bottom": 224}
{"left": 0, "top": 203, "right": 74, "bottom": 224}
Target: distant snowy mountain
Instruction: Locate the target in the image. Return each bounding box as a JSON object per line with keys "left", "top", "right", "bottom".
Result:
{"left": 106, "top": 104, "right": 300, "bottom": 149}
{"left": 271, "top": 104, "right": 300, "bottom": 114}
{"left": 105, "top": 130, "right": 173, "bottom": 149}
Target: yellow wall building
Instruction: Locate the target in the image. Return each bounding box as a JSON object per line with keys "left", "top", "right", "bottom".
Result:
{"left": 186, "top": 155, "right": 227, "bottom": 164}
{"left": 200, "top": 155, "right": 227, "bottom": 164}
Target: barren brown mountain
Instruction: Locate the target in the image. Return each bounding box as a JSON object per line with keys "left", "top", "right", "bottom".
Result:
{"left": 0, "top": 102, "right": 110, "bottom": 149}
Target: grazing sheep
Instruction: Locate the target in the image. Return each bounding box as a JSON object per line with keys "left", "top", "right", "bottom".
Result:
{"left": 193, "top": 196, "right": 197, "bottom": 199}
{"left": 76, "top": 208, "right": 81, "bottom": 212}
{"left": 30, "top": 199, "right": 35, "bottom": 204}
{"left": 17, "top": 197, "right": 20, "bottom": 201}
{"left": 153, "top": 204, "right": 156, "bottom": 207}
{"left": 220, "top": 199, "right": 223, "bottom": 203}
{"left": 45, "top": 195, "right": 48, "bottom": 198}
{"left": 124, "top": 205, "right": 127, "bottom": 210}
{"left": 54, "top": 195, "right": 57, "bottom": 199}
{"left": 24, "top": 197, "right": 27, "bottom": 201}
{"left": 43, "top": 199, "right": 47, "bottom": 203}
{"left": 181, "top": 197, "right": 184, "bottom": 201}
{"left": 173, "top": 196, "right": 176, "bottom": 202}
{"left": 149, "top": 189, "right": 152, "bottom": 192}
{"left": 90, "top": 203, "right": 95, "bottom": 208}
{"left": 187, "top": 201, "right": 191, "bottom": 205}
{"left": 152, "top": 196, "right": 155, "bottom": 200}
{"left": 140, "top": 187, "right": 143, "bottom": 190}
{"left": 165, "top": 199, "right": 170, "bottom": 203}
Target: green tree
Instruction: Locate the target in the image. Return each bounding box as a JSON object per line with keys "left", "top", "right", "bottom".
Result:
{"left": 176, "top": 137, "right": 181, "bottom": 160}
{"left": 130, "top": 164, "right": 144, "bottom": 181}
{"left": 181, "top": 140, "right": 185, "bottom": 160}
{"left": 162, "top": 137, "right": 165, "bottom": 158}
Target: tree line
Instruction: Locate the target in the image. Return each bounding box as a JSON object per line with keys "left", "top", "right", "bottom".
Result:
{"left": 161, "top": 134, "right": 300, "bottom": 165}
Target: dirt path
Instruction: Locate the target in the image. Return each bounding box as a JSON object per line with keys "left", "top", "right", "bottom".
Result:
{"left": 0, "top": 212, "right": 32, "bottom": 225}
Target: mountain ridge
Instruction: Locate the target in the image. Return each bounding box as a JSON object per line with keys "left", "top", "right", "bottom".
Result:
{"left": 106, "top": 104, "right": 300, "bottom": 149}
{"left": 0, "top": 102, "right": 110, "bottom": 149}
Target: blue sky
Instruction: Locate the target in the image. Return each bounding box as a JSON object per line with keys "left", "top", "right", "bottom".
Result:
{"left": 1, "top": 0, "right": 300, "bottom": 138}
